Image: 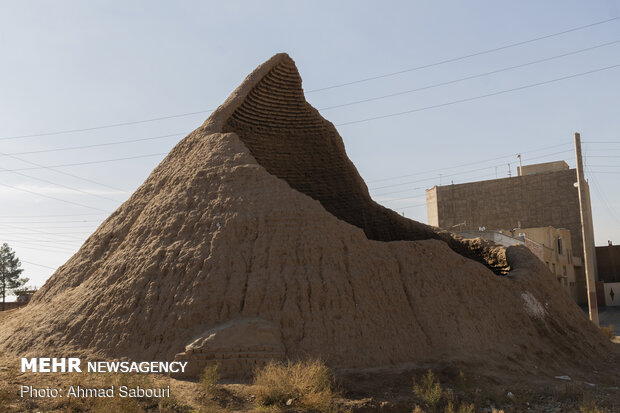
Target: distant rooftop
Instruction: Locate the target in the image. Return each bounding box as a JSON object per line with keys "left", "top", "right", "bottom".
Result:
{"left": 518, "top": 160, "right": 569, "bottom": 176}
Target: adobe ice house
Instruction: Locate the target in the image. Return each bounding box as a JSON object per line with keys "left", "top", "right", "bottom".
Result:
{"left": 0, "top": 53, "right": 614, "bottom": 381}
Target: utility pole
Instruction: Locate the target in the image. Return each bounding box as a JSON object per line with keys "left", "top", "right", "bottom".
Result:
{"left": 574, "top": 132, "right": 599, "bottom": 326}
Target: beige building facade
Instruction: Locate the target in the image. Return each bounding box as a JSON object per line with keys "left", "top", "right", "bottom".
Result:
{"left": 457, "top": 226, "right": 581, "bottom": 302}
{"left": 519, "top": 226, "right": 581, "bottom": 302}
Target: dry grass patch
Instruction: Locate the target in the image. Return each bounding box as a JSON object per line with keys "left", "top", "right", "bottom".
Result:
{"left": 579, "top": 394, "right": 609, "bottom": 413}
{"left": 601, "top": 324, "right": 615, "bottom": 340}
{"left": 412, "top": 370, "right": 490, "bottom": 413}
{"left": 252, "top": 359, "right": 339, "bottom": 412}
{"left": 200, "top": 364, "right": 220, "bottom": 394}
{"left": 414, "top": 370, "right": 442, "bottom": 411}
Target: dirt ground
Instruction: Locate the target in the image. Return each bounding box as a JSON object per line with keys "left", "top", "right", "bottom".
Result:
{"left": 1, "top": 348, "right": 619, "bottom": 413}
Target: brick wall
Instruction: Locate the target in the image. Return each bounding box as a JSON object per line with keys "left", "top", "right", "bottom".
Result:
{"left": 0, "top": 302, "right": 27, "bottom": 311}
{"left": 427, "top": 169, "right": 585, "bottom": 259}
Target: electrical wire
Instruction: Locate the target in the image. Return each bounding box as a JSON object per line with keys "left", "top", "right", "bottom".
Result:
{"left": 19, "top": 260, "right": 58, "bottom": 270}
{"left": 319, "top": 39, "right": 620, "bottom": 111}
{"left": 367, "top": 142, "right": 571, "bottom": 183}
{"left": 0, "top": 151, "right": 130, "bottom": 193}
{"left": 306, "top": 16, "right": 620, "bottom": 92}
{"left": 0, "top": 153, "right": 166, "bottom": 172}
{"left": 0, "top": 182, "right": 112, "bottom": 212}
{"left": 0, "top": 166, "right": 123, "bottom": 203}
{"left": 0, "top": 132, "right": 184, "bottom": 157}
{"left": 1, "top": 16, "right": 618, "bottom": 140}
{"left": 335, "top": 63, "right": 620, "bottom": 127}
{"left": 370, "top": 149, "right": 574, "bottom": 191}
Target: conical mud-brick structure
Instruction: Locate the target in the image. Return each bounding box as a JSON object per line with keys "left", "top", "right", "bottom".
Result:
{"left": 0, "top": 54, "right": 614, "bottom": 379}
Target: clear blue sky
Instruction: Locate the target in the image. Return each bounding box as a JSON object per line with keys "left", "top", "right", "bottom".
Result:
{"left": 1, "top": 1, "right": 619, "bottom": 289}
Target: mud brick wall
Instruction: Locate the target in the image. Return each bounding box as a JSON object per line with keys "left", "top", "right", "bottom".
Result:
{"left": 172, "top": 345, "right": 285, "bottom": 379}
{"left": 221, "top": 55, "right": 510, "bottom": 274}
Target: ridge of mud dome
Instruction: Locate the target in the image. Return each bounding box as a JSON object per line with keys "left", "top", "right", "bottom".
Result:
{"left": 212, "top": 53, "right": 509, "bottom": 274}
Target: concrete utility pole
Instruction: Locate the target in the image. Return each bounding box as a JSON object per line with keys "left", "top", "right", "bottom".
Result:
{"left": 574, "top": 132, "right": 599, "bottom": 326}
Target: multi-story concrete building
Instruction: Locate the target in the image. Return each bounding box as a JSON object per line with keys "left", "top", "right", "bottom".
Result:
{"left": 426, "top": 160, "right": 595, "bottom": 304}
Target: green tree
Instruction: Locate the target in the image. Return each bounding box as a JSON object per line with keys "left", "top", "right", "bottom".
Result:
{"left": 0, "top": 243, "right": 28, "bottom": 311}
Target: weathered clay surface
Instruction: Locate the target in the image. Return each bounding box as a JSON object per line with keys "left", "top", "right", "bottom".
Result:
{"left": 0, "top": 54, "right": 614, "bottom": 380}
{"left": 172, "top": 318, "right": 284, "bottom": 379}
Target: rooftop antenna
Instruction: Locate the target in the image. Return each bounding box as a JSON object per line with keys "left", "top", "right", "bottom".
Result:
{"left": 507, "top": 163, "right": 512, "bottom": 177}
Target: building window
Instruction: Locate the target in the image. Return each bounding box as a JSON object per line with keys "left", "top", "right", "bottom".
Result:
{"left": 557, "top": 238, "right": 563, "bottom": 255}
{"left": 563, "top": 266, "right": 567, "bottom": 276}
{"left": 552, "top": 263, "right": 556, "bottom": 274}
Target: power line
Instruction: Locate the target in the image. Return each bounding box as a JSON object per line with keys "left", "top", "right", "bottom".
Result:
{"left": 2, "top": 239, "right": 81, "bottom": 244}
{"left": 0, "top": 150, "right": 130, "bottom": 193}
{"left": 393, "top": 202, "right": 427, "bottom": 210}
{"left": 1, "top": 231, "right": 92, "bottom": 235}
{"left": 2, "top": 16, "right": 619, "bottom": 141}
{"left": 0, "top": 213, "right": 104, "bottom": 218}
{"left": 0, "top": 153, "right": 166, "bottom": 172}
{"left": 0, "top": 57, "right": 607, "bottom": 178}
{"left": 370, "top": 149, "right": 574, "bottom": 191}
{"left": 319, "top": 39, "right": 620, "bottom": 111}
{"left": 0, "top": 166, "right": 123, "bottom": 203}
{"left": 0, "top": 220, "right": 100, "bottom": 224}
{"left": 0, "top": 223, "right": 87, "bottom": 241}
{"left": 0, "top": 132, "right": 184, "bottom": 157}
{"left": 376, "top": 195, "right": 426, "bottom": 203}
{"left": 335, "top": 63, "right": 620, "bottom": 127}
{"left": 306, "top": 16, "right": 620, "bottom": 92}
{"left": 0, "top": 182, "right": 111, "bottom": 212}
{"left": 20, "top": 260, "right": 58, "bottom": 270}
{"left": 0, "top": 38, "right": 612, "bottom": 162}
{"left": 0, "top": 224, "right": 99, "bottom": 228}
{"left": 0, "top": 112, "right": 210, "bottom": 140}
{"left": 10, "top": 242, "right": 77, "bottom": 255}
{"left": 585, "top": 164, "right": 620, "bottom": 224}
{"left": 367, "top": 142, "right": 571, "bottom": 183}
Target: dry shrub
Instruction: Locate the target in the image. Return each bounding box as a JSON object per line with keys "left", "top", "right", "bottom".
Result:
{"left": 252, "top": 359, "right": 337, "bottom": 411}
{"left": 414, "top": 370, "right": 443, "bottom": 412}
{"left": 579, "top": 396, "right": 607, "bottom": 413}
{"left": 552, "top": 382, "right": 584, "bottom": 402}
{"left": 454, "top": 370, "right": 469, "bottom": 393}
{"left": 200, "top": 364, "right": 220, "bottom": 394}
{"left": 601, "top": 324, "right": 615, "bottom": 340}
{"left": 444, "top": 401, "right": 475, "bottom": 413}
